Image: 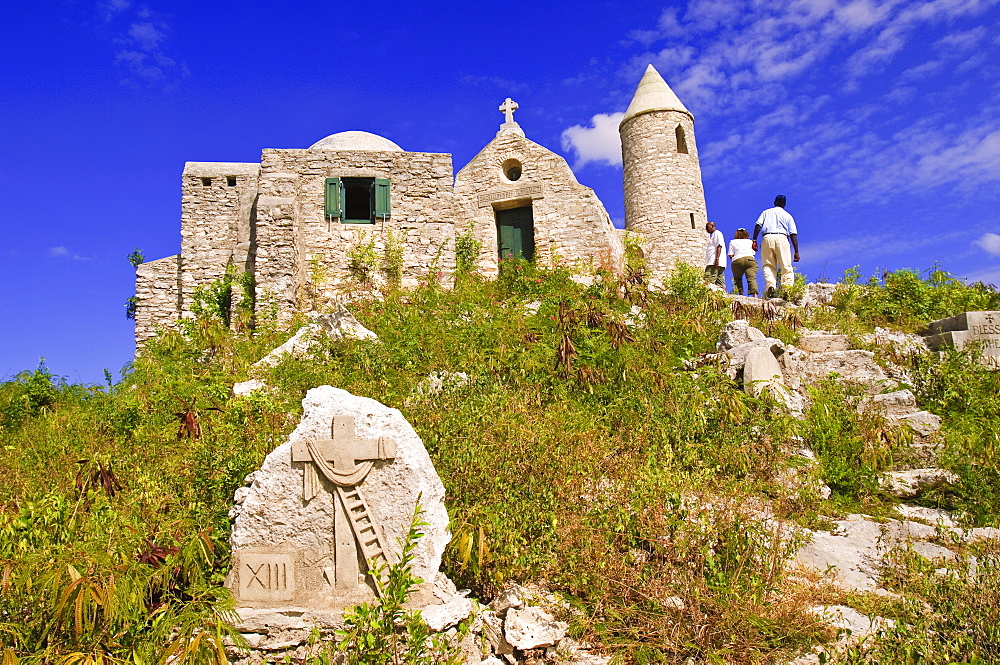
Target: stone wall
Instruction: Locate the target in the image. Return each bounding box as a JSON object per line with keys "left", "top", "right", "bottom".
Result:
{"left": 179, "top": 162, "right": 261, "bottom": 308}
{"left": 621, "top": 109, "right": 707, "bottom": 280}
{"left": 455, "top": 130, "right": 623, "bottom": 276}
{"left": 134, "top": 255, "right": 181, "bottom": 345}
{"left": 254, "top": 149, "right": 463, "bottom": 317}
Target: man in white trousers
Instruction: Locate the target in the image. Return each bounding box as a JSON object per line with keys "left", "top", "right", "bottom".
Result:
{"left": 752, "top": 195, "right": 799, "bottom": 298}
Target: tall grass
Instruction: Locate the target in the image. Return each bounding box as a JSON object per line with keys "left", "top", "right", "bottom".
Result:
{"left": 1, "top": 263, "right": 997, "bottom": 662}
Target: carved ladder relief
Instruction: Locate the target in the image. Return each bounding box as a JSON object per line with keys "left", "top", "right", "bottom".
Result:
{"left": 291, "top": 416, "right": 396, "bottom": 596}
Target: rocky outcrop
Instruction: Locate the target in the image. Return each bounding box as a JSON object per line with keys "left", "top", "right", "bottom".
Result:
{"left": 253, "top": 307, "right": 377, "bottom": 368}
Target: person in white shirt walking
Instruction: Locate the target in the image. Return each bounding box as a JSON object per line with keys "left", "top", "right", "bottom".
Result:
{"left": 752, "top": 195, "right": 799, "bottom": 298}
{"left": 728, "top": 228, "right": 758, "bottom": 297}
{"left": 704, "top": 221, "right": 726, "bottom": 288}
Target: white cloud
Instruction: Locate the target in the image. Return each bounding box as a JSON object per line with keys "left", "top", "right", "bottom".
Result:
{"left": 49, "top": 246, "right": 89, "bottom": 261}
{"left": 578, "top": 0, "right": 1000, "bottom": 203}
{"left": 975, "top": 232, "right": 1000, "bottom": 256}
{"left": 804, "top": 230, "right": 969, "bottom": 264}
{"left": 92, "top": 1, "right": 186, "bottom": 88}
{"left": 561, "top": 112, "right": 625, "bottom": 169}
{"left": 127, "top": 21, "right": 165, "bottom": 50}
{"left": 963, "top": 265, "right": 1000, "bottom": 286}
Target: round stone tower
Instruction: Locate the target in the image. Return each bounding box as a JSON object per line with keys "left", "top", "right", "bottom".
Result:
{"left": 620, "top": 65, "right": 708, "bottom": 280}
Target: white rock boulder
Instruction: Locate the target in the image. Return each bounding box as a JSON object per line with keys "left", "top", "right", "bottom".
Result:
{"left": 228, "top": 386, "right": 449, "bottom": 609}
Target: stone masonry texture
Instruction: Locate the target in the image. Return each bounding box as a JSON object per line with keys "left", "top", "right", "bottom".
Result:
{"left": 620, "top": 108, "right": 708, "bottom": 280}
{"left": 134, "top": 71, "right": 707, "bottom": 345}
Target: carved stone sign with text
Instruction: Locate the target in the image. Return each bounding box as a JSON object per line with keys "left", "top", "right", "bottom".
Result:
{"left": 235, "top": 551, "right": 295, "bottom": 602}
{"left": 477, "top": 184, "right": 544, "bottom": 207}
{"left": 924, "top": 311, "right": 1000, "bottom": 369}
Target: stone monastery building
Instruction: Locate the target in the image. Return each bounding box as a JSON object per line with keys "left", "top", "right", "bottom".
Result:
{"left": 134, "top": 65, "right": 708, "bottom": 343}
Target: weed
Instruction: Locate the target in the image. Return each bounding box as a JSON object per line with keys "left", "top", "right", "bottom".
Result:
{"left": 454, "top": 224, "right": 482, "bottom": 280}
{"left": 348, "top": 233, "right": 379, "bottom": 286}
{"left": 334, "top": 503, "right": 462, "bottom": 665}
{"left": 381, "top": 228, "right": 406, "bottom": 291}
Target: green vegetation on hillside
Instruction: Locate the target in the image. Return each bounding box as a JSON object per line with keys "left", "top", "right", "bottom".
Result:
{"left": 1, "top": 263, "right": 998, "bottom": 663}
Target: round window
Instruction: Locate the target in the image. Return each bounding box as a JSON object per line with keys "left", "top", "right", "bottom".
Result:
{"left": 502, "top": 158, "right": 522, "bottom": 182}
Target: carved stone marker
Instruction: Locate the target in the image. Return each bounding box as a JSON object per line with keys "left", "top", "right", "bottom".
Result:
{"left": 924, "top": 311, "right": 1000, "bottom": 369}
{"left": 228, "top": 386, "right": 450, "bottom": 609}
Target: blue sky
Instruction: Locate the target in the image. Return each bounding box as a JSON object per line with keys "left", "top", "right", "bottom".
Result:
{"left": 2, "top": 0, "right": 999, "bottom": 384}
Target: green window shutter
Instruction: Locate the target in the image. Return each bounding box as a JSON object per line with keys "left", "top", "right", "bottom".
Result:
{"left": 374, "top": 178, "right": 391, "bottom": 219}
{"left": 324, "top": 177, "right": 342, "bottom": 219}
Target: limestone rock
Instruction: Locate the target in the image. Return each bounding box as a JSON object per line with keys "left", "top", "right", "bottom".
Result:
{"left": 799, "top": 283, "right": 838, "bottom": 308}
{"left": 799, "top": 350, "right": 891, "bottom": 392}
{"left": 421, "top": 596, "right": 474, "bottom": 631}
{"left": 310, "top": 306, "right": 378, "bottom": 341}
{"left": 809, "top": 605, "right": 892, "bottom": 639}
{"left": 489, "top": 590, "right": 525, "bottom": 617}
{"left": 504, "top": 606, "right": 567, "bottom": 650}
{"left": 228, "top": 386, "right": 449, "bottom": 609}
{"left": 234, "top": 379, "right": 267, "bottom": 395}
{"left": 793, "top": 514, "right": 955, "bottom": 591}
{"left": 866, "top": 389, "right": 918, "bottom": 417}
{"left": 863, "top": 327, "right": 929, "bottom": 356}
{"left": 413, "top": 371, "right": 470, "bottom": 399}
{"left": 717, "top": 320, "right": 767, "bottom": 351}
{"left": 893, "top": 505, "right": 958, "bottom": 528}
{"left": 662, "top": 596, "right": 685, "bottom": 611}
{"left": 892, "top": 410, "right": 942, "bottom": 436}
{"left": 797, "top": 331, "right": 849, "bottom": 353}
{"left": 743, "top": 347, "right": 784, "bottom": 397}
{"left": 881, "top": 468, "right": 958, "bottom": 499}
{"left": 253, "top": 307, "right": 377, "bottom": 368}
{"left": 723, "top": 338, "right": 785, "bottom": 377}
{"left": 254, "top": 325, "right": 322, "bottom": 368}
{"left": 743, "top": 347, "right": 801, "bottom": 412}
{"left": 481, "top": 611, "right": 515, "bottom": 656}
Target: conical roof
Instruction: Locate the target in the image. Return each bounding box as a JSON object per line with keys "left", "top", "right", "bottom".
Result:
{"left": 621, "top": 65, "right": 692, "bottom": 125}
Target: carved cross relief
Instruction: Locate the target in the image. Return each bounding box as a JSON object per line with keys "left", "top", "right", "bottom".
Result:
{"left": 291, "top": 416, "right": 396, "bottom": 594}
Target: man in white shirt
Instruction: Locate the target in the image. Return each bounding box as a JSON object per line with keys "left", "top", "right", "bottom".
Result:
{"left": 704, "top": 221, "right": 726, "bottom": 288}
{"left": 751, "top": 195, "right": 799, "bottom": 298}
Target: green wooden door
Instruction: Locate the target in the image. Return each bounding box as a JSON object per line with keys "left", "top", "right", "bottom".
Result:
{"left": 495, "top": 206, "right": 535, "bottom": 261}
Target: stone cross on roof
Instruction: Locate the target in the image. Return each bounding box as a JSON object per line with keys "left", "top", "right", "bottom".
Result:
{"left": 499, "top": 97, "right": 519, "bottom": 124}
{"left": 497, "top": 97, "right": 525, "bottom": 137}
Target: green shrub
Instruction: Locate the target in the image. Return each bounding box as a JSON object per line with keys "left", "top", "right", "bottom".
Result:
{"left": 835, "top": 266, "right": 1000, "bottom": 327}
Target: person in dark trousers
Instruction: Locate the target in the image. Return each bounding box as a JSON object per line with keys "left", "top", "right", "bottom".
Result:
{"left": 728, "top": 228, "right": 758, "bottom": 296}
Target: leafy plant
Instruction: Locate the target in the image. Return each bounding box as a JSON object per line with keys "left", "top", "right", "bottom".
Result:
{"left": 454, "top": 224, "right": 482, "bottom": 279}
{"left": 127, "top": 248, "right": 145, "bottom": 268}
{"left": 335, "top": 503, "right": 462, "bottom": 665}
{"left": 381, "top": 229, "right": 406, "bottom": 291}
{"left": 348, "top": 233, "right": 379, "bottom": 286}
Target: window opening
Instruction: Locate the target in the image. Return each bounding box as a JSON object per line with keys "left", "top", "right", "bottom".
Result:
{"left": 329, "top": 177, "right": 390, "bottom": 224}
{"left": 502, "top": 158, "right": 522, "bottom": 182}
{"left": 676, "top": 126, "right": 688, "bottom": 154}
{"left": 343, "top": 178, "right": 374, "bottom": 222}
{"left": 227, "top": 176, "right": 237, "bottom": 186}
{"left": 201, "top": 177, "right": 212, "bottom": 186}
{"left": 690, "top": 213, "right": 695, "bottom": 229}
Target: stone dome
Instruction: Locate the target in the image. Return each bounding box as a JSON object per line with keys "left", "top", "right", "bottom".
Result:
{"left": 309, "top": 131, "right": 403, "bottom": 152}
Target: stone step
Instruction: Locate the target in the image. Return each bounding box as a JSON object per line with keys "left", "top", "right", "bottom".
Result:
{"left": 800, "top": 350, "right": 893, "bottom": 391}
{"left": 861, "top": 389, "right": 918, "bottom": 417}
{"left": 798, "top": 332, "right": 850, "bottom": 353}
{"left": 891, "top": 410, "right": 942, "bottom": 436}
